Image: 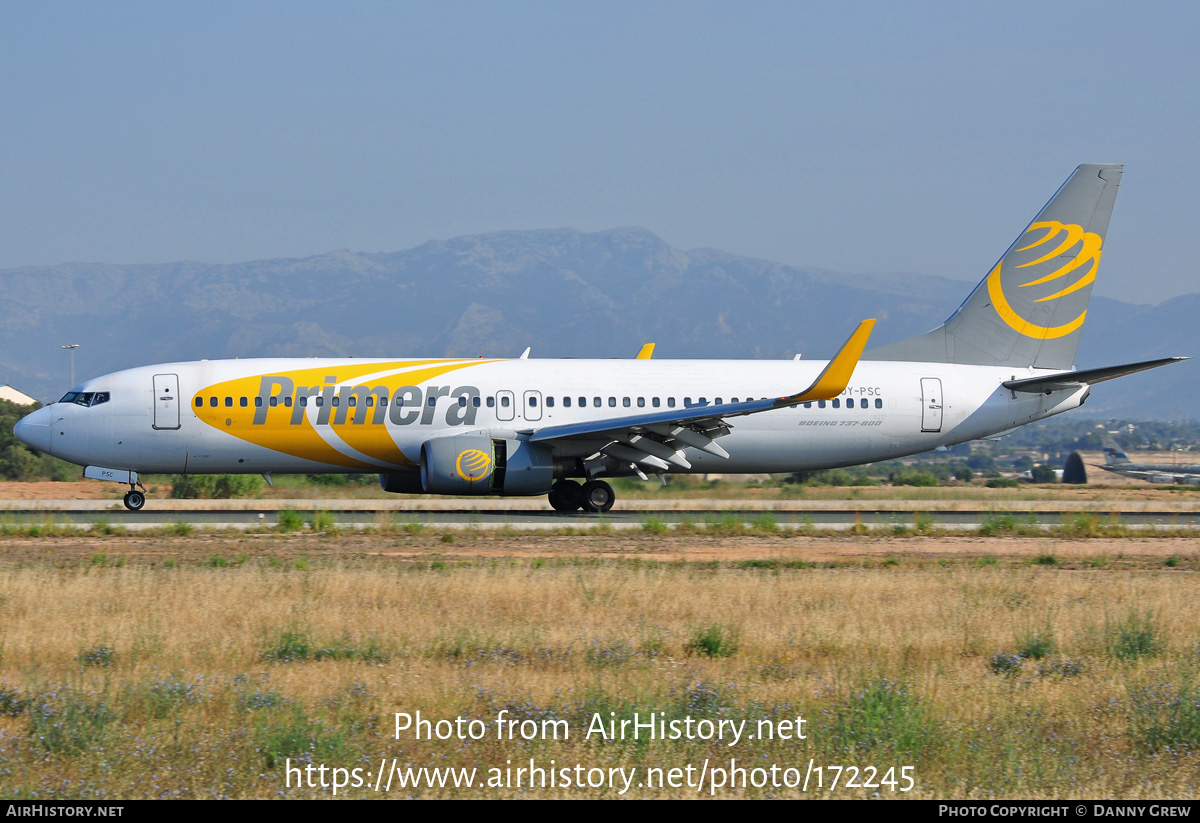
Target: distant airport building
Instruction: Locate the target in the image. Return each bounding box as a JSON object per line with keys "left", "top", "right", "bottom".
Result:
{"left": 0, "top": 385, "right": 37, "bottom": 406}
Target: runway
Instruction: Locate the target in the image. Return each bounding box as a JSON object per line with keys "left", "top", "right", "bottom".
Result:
{"left": 4, "top": 498, "right": 1200, "bottom": 530}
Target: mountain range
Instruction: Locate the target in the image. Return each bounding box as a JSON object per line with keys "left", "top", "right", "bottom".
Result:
{"left": 1, "top": 227, "right": 1192, "bottom": 418}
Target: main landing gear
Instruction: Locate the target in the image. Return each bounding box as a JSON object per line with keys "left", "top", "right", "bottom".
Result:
{"left": 548, "top": 479, "right": 614, "bottom": 513}
{"left": 123, "top": 482, "right": 147, "bottom": 511}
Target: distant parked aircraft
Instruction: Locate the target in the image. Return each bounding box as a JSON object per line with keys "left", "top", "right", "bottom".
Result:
{"left": 1101, "top": 433, "right": 1200, "bottom": 484}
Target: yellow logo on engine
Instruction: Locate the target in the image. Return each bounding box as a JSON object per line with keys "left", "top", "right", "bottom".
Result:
{"left": 987, "top": 221, "right": 1103, "bottom": 339}
{"left": 456, "top": 448, "right": 492, "bottom": 479}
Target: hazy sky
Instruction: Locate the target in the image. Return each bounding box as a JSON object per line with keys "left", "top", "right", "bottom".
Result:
{"left": 3, "top": 1, "right": 1196, "bottom": 304}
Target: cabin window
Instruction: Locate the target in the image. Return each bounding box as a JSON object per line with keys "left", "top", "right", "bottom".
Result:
{"left": 269, "top": 397, "right": 278, "bottom": 407}
{"left": 652, "top": 397, "right": 660, "bottom": 408}
{"left": 500, "top": 396, "right": 510, "bottom": 408}
{"left": 593, "top": 397, "right": 601, "bottom": 408}
{"left": 684, "top": 397, "right": 692, "bottom": 407}
{"left": 622, "top": 397, "right": 631, "bottom": 407}
{"left": 818, "top": 400, "right": 826, "bottom": 409}
{"left": 348, "top": 396, "right": 357, "bottom": 407}
{"left": 224, "top": 397, "right": 233, "bottom": 408}
{"left": 875, "top": 398, "right": 883, "bottom": 409}
{"left": 608, "top": 397, "right": 616, "bottom": 407}
{"left": 487, "top": 396, "right": 495, "bottom": 408}
{"left": 803, "top": 402, "right": 811, "bottom": 409}
{"left": 529, "top": 396, "right": 538, "bottom": 407}
{"left": 239, "top": 397, "right": 247, "bottom": 408}
{"left": 832, "top": 399, "right": 840, "bottom": 408}
{"left": 546, "top": 396, "right": 555, "bottom": 408}
{"left": 668, "top": 397, "right": 676, "bottom": 408}
{"left": 284, "top": 397, "right": 292, "bottom": 407}
{"left": 426, "top": 397, "right": 435, "bottom": 407}
{"left": 315, "top": 397, "right": 324, "bottom": 407}
{"left": 365, "top": 397, "right": 374, "bottom": 408}
{"left": 332, "top": 397, "right": 340, "bottom": 407}
{"left": 563, "top": 397, "right": 571, "bottom": 408}
{"left": 580, "top": 397, "right": 587, "bottom": 407}
{"left": 472, "top": 397, "right": 481, "bottom": 407}
{"left": 254, "top": 396, "right": 263, "bottom": 407}
{"left": 299, "top": 397, "right": 308, "bottom": 407}
{"left": 637, "top": 397, "right": 645, "bottom": 407}
{"left": 210, "top": 397, "right": 219, "bottom": 408}
{"left": 195, "top": 397, "right": 203, "bottom": 407}
{"left": 846, "top": 398, "right": 854, "bottom": 408}
{"left": 458, "top": 396, "right": 467, "bottom": 407}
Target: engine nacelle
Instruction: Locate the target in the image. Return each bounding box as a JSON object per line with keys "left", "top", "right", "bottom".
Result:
{"left": 419, "top": 435, "right": 555, "bottom": 496}
{"left": 501, "top": 438, "right": 557, "bottom": 495}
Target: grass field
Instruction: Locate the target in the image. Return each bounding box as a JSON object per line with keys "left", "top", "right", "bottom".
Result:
{"left": 2, "top": 529, "right": 1200, "bottom": 798}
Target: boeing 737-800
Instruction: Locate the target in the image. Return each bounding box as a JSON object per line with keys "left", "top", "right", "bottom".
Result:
{"left": 13, "top": 164, "right": 1186, "bottom": 512}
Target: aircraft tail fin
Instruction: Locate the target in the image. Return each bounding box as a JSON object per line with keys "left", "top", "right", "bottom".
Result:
{"left": 868, "top": 164, "right": 1123, "bottom": 370}
{"left": 1101, "top": 433, "right": 1130, "bottom": 466}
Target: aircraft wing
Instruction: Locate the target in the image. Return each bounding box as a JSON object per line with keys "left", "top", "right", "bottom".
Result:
{"left": 1002, "top": 357, "right": 1188, "bottom": 394}
{"left": 524, "top": 320, "right": 874, "bottom": 471}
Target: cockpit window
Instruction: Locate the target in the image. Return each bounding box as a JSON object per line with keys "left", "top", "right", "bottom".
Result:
{"left": 57, "top": 391, "right": 109, "bottom": 407}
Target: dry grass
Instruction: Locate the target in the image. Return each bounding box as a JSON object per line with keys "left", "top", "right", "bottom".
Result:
{"left": 3, "top": 535, "right": 1200, "bottom": 798}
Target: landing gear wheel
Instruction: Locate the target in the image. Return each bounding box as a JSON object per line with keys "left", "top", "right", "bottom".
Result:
{"left": 549, "top": 480, "right": 584, "bottom": 512}
{"left": 123, "top": 490, "right": 145, "bottom": 511}
{"left": 580, "top": 480, "right": 615, "bottom": 513}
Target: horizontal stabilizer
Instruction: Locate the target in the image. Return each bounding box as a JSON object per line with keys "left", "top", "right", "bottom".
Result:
{"left": 1002, "top": 357, "right": 1188, "bottom": 393}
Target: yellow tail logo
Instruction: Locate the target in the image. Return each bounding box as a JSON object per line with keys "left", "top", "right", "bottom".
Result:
{"left": 987, "top": 221, "right": 1102, "bottom": 339}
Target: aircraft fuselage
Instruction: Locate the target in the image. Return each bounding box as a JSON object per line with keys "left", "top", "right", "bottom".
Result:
{"left": 16, "top": 356, "right": 1087, "bottom": 480}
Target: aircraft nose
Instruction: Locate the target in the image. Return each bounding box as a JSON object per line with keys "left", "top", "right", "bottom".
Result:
{"left": 13, "top": 407, "right": 52, "bottom": 455}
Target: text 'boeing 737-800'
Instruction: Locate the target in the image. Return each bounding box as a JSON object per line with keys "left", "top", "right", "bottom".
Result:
{"left": 13, "top": 164, "right": 1186, "bottom": 512}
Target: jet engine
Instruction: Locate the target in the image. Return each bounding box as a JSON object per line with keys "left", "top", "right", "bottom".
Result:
{"left": 419, "top": 435, "right": 555, "bottom": 496}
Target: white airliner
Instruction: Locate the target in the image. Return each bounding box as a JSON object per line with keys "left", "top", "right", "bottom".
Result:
{"left": 13, "top": 165, "right": 1185, "bottom": 512}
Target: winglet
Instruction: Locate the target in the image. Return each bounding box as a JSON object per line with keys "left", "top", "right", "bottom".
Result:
{"left": 776, "top": 319, "right": 876, "bottom": 407}
{"left": 636, "top": 343, "right": 655, "bottom": 359}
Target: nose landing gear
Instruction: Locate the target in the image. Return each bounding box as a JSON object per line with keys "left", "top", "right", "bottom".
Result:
{"left": 123, "top": 482, "right": 147, "bottom": 511}
{"left": 81, "top": 467, "right": 149, "bottom": 511}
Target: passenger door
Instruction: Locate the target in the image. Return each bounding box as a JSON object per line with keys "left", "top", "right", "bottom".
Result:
{"left": 920, "top": 377, "right": 943, "bottom": 432}
{"left": 153, "top": 374, "right": 180, "bottom": 430}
